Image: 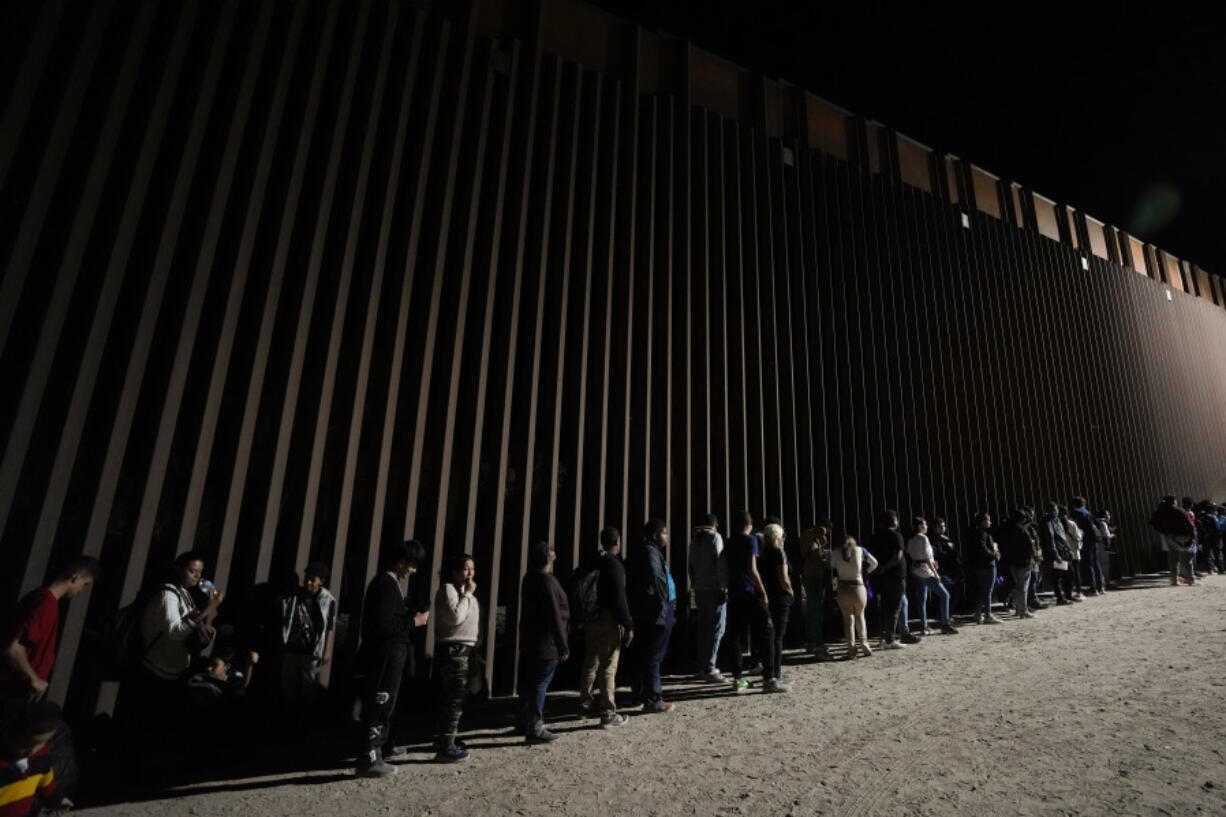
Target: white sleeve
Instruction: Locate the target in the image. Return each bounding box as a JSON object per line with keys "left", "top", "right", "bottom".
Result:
{"left": 145, "top": 588, "right": 195, "bottom": 644}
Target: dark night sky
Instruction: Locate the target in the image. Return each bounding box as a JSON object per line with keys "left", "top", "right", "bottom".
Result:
{"left": 591, "top": 0, "right": 1225, "bottom": 274}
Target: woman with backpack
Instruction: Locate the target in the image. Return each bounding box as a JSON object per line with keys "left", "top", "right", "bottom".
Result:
{"left": 115, "top": 551, "right": 224, "bottom": 779}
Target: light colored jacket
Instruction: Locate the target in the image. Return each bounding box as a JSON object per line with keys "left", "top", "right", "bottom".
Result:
{"left": 688, "top": 526, "right": 727, "bottom": 592}
{"left": 141, "top": 584, "right": 199, "bottom": 680}
{"left": 435, "top": 583, "right": 479, "bottom": 646}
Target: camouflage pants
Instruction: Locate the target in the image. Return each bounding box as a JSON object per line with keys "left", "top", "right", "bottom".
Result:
{"left": 435, "top": 643, "right": 473, "bottom": 748}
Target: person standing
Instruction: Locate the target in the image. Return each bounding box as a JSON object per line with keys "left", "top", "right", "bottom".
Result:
{"left": 906, "top": 517, "right": 958, "bottom": 635}
{"left": 799, "top": 523, "right": 833, "bottom": 660}
{"left": 1071, "top": 496, "right": 1105, "bottom": 595}
{"left": 718, "top": 511, "right": 775, "bottom": 692}
{"left": 1021, "top": 507, "right": 1046, "bottom": 611}
{"left": 433, "top": 552, "right": 479, "bottom": 762}
{"left": 1058, "top": 506, "right": 1085, "bottom": 600}
{"left": 356, "top": 540, "right": 428, "bottom": 776}
{"left": 758, "top": 522, "right": 794, "bottom": 693}
{"left": 687, "top": 515, "right": 727, "bottom": 683}
{"left": 518, "top": 541, "right": 570, "bottom": 742}
{"left": 928, "top": 518, "right": 964, "bottom": 615}
{"left": 579, "top": 528, "right": 633, "bottom": 728}
{"left": 963, "top": 512, "right": 1002, "bottom": 624}
{"left": 627, "top": 520, "right": 676, "bottom": 713}
{"left": 831, "top": 536, "right": 877, "bottom": 659}
{"left": 867, "top": 510, "right": 913, "bottom": 648}
{"left": 1037, "top": 502, "right": 1072, "bottom": 605}
{"left": 997, "top": 511, "right": 1035, "bottom": 619}
{"left": 2, "top": 557, "right": 99, "bottom": 708}
{"left": 275, "top": 561, "right": 338, "bottom": 713}
{"left": 1150, "top": 496, "right": 1195, "bottom": 586}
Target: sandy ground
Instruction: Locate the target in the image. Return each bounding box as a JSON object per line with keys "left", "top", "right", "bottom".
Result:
{"left": 83, "top": 574, "right": 1226, "bottom": 817}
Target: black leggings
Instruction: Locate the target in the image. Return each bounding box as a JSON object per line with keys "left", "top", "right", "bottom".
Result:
{"left": 768, "top": 594, "right": 793, "bottom": 680}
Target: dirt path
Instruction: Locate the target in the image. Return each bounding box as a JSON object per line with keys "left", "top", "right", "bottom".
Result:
{"left": 83, "top": 575, "right": 1226, "bottom": 817}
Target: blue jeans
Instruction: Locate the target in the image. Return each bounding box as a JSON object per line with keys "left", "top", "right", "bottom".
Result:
{"left": 1010, "top": 565, "right": 1032, "bottom": 615}
{"left": 633, "top": 602, "right": 674, "bottom": 703}
{"left": 896, "top": 592, "right": 911, "bottom": 636}
{"left": 973, "top": 566, "right": 997, "bottom": 615}
{"left": 1081, "top": 541, "right": 1105, "bottom": 592}
{"left": 912, "top": 574, "right": 950, "bottom": 625}
{"left": 517, "top": 657, "right": 559, "bottom": 736}
{"left": 801, "top": 577, "right": 826, "bottom": 645}
{"left": 694, "top": 589, "right": 726, "bottom": 674}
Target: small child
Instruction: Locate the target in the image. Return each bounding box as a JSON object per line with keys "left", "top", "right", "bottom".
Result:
{"left": 187, "top": 649, "right": 257, "bottom": 710}
{"left": 0, "top": 701, "right": 71, "bottom": 817}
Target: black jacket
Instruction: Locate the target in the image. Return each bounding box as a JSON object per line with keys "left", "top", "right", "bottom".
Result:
{"left": 359, "top": 573, "right": 414, "bottom": 657}
{"left": 597, "top": 551, "right": 634, "bottom": 631}
{"left": 628, "top": 541, "right": 671, "bottom": 627}
{"left": 1037, "top": 515, "right": 1071, "bottom": 560}
{"left": 963, "top": 528, "right": 998, "bottom": 571}
{"left": 519, "top": 570, "right": 570, "bottom": 660}
{"left": 997, "top": 520, "right": 1034, "bottom": 568}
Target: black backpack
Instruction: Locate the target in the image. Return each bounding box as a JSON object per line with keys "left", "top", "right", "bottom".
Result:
{"left": 564, "top": 568, "right": 601, "bottom": 629}
{"left": 97, "top": 586, "right": 162, "bottom": 681}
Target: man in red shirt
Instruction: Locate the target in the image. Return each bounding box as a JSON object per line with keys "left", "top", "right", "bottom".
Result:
{"left": 2, "top": 556, "right": 99, "bottom": 701}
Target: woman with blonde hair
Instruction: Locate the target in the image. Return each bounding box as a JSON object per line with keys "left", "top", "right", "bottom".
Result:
{"left": 831, "top": 535, "right": 877, "bottom": 659}
{"left": 758, "top": 521, "right": 794, "bottom": 693}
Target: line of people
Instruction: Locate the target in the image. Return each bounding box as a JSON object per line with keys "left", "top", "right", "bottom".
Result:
{"left": 4, "top": 493, "right": 1224, "bottom": 801}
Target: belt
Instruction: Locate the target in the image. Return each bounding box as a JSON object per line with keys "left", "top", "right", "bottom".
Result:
{"left": 837, "top": 579, "right": 863, "bottom": 586}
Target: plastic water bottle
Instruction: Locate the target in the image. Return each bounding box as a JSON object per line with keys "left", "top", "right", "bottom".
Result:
{"left": 199, "top": 579, "right": 216, "bottom": 598}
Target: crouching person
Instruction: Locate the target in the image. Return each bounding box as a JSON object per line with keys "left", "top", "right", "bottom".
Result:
{"left": 0, "top": 702, "right": 71, "bottom": 815}
{"left": 356, "top": 540, "right": 428, "bottom": 777}
{"left": 434, "top": 553, "right": 479, "bottom": 762}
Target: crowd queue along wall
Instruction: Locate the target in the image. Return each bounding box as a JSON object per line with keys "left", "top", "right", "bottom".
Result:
{"left": 2, "top": 0, "right": 1225, "bottom": 714}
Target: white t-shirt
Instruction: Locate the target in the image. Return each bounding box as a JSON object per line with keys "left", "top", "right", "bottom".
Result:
{"left": 831, "top": 546, "right": 878, "bottom": 582}
{"left": 907, "top": 533, "right": 935, "bottom": 578}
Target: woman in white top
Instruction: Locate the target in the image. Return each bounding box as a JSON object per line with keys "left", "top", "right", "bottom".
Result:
{"left": 906, "top": 517, "right": 958, "bottom": 635}
{"left": 1059, "top": 506, "right": 1084, "bottom": 600}
{"left": 831, "top": 535, "right": 877, "bottom": 660}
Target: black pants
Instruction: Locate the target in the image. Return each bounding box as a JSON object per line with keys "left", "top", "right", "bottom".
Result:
{"left": 721, "top": 593, "right": 775, "bottom": 680}
{"left": 1044, "top": 559, "right": 1066, "bottom": 601}
{"left": 876, "top": 579, "right": 905, "bottom": 642}
{"left": 359, "top": 643, "right": 408, "bottom": 762}
{"left": 767, "top": 594, "right": 793, "bottom": 680}
{"left": 1055, "top": 564, "right": 1074, "bottom": 600}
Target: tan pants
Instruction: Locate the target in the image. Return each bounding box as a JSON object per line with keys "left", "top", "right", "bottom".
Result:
{"left": 580, "top": 611, "right": 622, "bottom": 714}
{"left": 836, "top": 582, "right": 868, "bottom": 653}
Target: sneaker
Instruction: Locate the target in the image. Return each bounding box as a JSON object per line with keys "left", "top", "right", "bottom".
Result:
{"left": 900, "top": 632, "right": 921, "bottom": 644}
{"left": 1030, "top": 602, "right": 1048, "bottom": 610}
{"left": 701, "top": 670, "right": 725, "bottom": 683}
{"left": 745, "top": 662, "right": 763, "bottom": 675}
{"left": 940, "top": 622, "right": 959, "bottom": 635}
{"left": 984, "top": 615, "right": 1004, "bottom": 624}
{"left": 880, "top": 640, "right": 904, "bottom": 650}
{"left": 525, "top": 728, "right": 559, "bottom": 744}
{"left": 1071, "top": 594, "right": 1084, "bottom": 601}
{"left": 813, "top": 649, "right": 835, "bottom": 662}
{"left": 642, "top": 700, "right": 674, "bottom": 714}
{"left": 579, "top": 698, "right": 595, "bottom": 714}
{"left": 731, "top": 678, "right": 750, "bottom": 693}
{"left": 763, "top": 678, "right": 790, "bottom": 693}
{"left": 434, "top": 744, "right": 469, "bottom": 763}
{"left": 383, "top": 744, "right": 408, "bottom": 759}
{"left": 921, "top": 628, "right": 936, "bottom": 636}
{"left": 1018, "top": 610, "right": 1035, "bottom": 619}
{"left": 356, "top": 751, "right": 398, "bottom": 777}
{"left": 975, "top": 613, "right": 985, "bottom": 625}
{"left": 600, "top": 713, "right": 629, "bottom": 728}
{"left": 1056, "top": 599, "right": 1072, "bottom": 606}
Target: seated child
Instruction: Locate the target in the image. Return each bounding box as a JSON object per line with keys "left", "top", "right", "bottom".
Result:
{"left": 0, "top": 701, "right": 71, "bottom": 816}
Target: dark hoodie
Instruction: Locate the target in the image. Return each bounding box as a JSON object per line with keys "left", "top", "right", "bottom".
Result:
{"left": 997, "top": 516, "right": 1034, "bottom": 569}
{"left": 628, "top": 539, "right": 671, "bottom": 628}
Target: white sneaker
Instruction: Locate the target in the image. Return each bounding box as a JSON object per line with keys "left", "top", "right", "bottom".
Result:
{"left": 984, "top": 615, "right": 1004, "bottom": 624}
{"left": 880, "top": 640, "right": 905, "bottom": 650}
{"left": 701, "top": 670, "right": 725, "bottom": 683}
